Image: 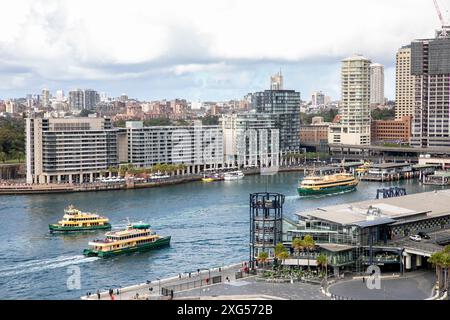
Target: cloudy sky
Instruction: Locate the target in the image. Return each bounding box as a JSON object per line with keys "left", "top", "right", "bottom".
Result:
{"left": 0, "top": 0, "right": 447, "bottom": 102}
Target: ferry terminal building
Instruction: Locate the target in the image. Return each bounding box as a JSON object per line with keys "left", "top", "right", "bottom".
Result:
{"left": 281, "top": 190, "right": 450, "bottom": 276}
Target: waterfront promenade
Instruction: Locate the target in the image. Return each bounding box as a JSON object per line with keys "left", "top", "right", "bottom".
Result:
{"left": 81, "top": 263, "right": 248, "bottom": 300}
{"left": 0, "top": 165, "right": 313, "bottom": 196}
{"left": 80, "top": 262, "right": 328, "bottom": 300}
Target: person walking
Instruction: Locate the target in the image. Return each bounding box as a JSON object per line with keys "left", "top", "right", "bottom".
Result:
{"left": 97, "top": 290, "right": 101, "bottom": 300}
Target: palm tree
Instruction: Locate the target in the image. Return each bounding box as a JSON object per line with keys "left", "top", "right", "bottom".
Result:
{"left": 316, "top": 254, "right": 328, "bottom": 276}
{"left": 257, "top": 251, "right": 269, "bottom": 269}
{"left": 429, "top": 252, "right": 444, "bottom": 292}
{"left": 303, "top": 235, "right": 316, "bottom": 269}
{"left": 277, "top": 251, "right": 289, "bottom": 268}
{"left": 292, "top": 238, "right": 304, "bottom": 256}
{"left": 274, "top": 243, "right": 289, "bottom": 270}
{"left": 442, "top": 253, "right": 450, "bottom": 295}
{"left": 274, "top": 243, "right": 286, "bottom": 257}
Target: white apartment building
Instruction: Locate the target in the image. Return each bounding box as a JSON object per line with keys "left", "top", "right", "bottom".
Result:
{"left": 26, "top": 117, "right": 126, "bottom": 184}
{"left": 220, "top": 113, "right": 280, "bottom": 169}
{"left": 370, "top": 63, "right": 384, "bottom": 105}
{"left": 395, "top": 45, "right": 415, "bottom": 120}
{"left": 329, "top": 54, "right": 371, "bottom": 146}
{"left": 126, "top": 121, "right": 224, "bottom": 174}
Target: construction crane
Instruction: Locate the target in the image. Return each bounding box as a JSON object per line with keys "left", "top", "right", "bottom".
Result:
{"left": 433, "top": 0, "right": 449, "bottom": 38}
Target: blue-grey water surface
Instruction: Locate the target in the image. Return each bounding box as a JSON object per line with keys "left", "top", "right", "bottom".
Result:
{"left": 0, "top": 172, "right": 445, "bottom": 299}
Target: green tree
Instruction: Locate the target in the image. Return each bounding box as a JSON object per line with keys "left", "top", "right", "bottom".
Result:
{"left": 292, "top": 238, "right": 304, "bottom": 256}
{"left": 201, "top": 115, "right": 219, "bottom": 125}
{"left": 79, "top": 109, "right": 95, "bottom": 117}
{"left": 257, "top": 251, "right": 269, "bottom": 268}
{"left": 316, "top": 254, "right": 328, "bottom": 276}
{"left": 277, "top": 251, "right": 289, "bottom": 266}
{"left": 113, "top": 120, "right": 126, "bottom": 128}
{"left": 371, "top": 108, "right": 395, "bottom": 120}
{"left": 302, "top": 235, "right": 316, "bottom": 269}
{"left": 0, "top": 118, "right": 25, "bottom": 162}
{"left": 274, "top": 243, "right": 289, "bottom": 270}
{"left": 429, "top": 251, "right": 444, "bottom": 292}
{"left": 143, "top": 118, "right": 172, "bottom": 126}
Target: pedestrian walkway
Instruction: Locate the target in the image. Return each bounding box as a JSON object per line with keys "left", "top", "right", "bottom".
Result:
{"left": 81, "top": 262, "right": 249, "bottom": 300}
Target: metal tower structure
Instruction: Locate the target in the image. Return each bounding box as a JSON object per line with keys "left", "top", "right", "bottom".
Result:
{"left": 249, "top": 192, "right": 284, "bottom": 269}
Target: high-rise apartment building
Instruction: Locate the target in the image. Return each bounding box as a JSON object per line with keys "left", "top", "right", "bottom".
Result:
{"left": 311, "top": 91, "right": 325, "bottom": 107}
{"left": 84, "top": 89, "right": 100, "bottom": 110}
{"left": 251, "top": 89, "right": 301, "bottom": 156}
{"left": 56, "top": 90, "right": 65, "bottom": 102}
{"left": 68, "top": 89, "right": 85, "bottom": 110}
{"left": 329, "top": 54, "right": 371, "bottom": 145}
{"left": 220, "top": 113, "right": 279, "bottom": 168}
{"left": 41, "top": 89, "right": 50, "bottom": 108}
{"left": 370, "top": 63, "right": 384, "bottom": 105}
{"left": 395, "top": 45, "right": 415, "bottom": 119}
{"left": 270, "top": 71, "right": 284, "bottom": 90}
{"left": 410, "top": 34, "right": 450, "bottom": 148}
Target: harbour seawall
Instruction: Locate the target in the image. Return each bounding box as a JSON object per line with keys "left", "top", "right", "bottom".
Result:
{"left": 0, "top": 166, "right": 309, "bottom": 196}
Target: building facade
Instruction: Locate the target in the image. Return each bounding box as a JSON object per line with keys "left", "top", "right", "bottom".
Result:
{"left": 251, "top": 89, "right": 301, "bottom": 157}
{"left": 284, "top": 190, "right": 450, "bottom": 274}
{"left": 411, "top": 36, "right": 450, "bottom": 148}
{"left": 68, "top": 89, "right": 85, "bottom": 111}
{"left": 270, "top": 71, "right": 284, "bottom": 90}
{"left": 370, "top": 63, "right": 384, "bottom": 105}
{"left": 395, "top": 45, "right": 415, "bottom": 120}
{"left": 26, "top": 117, "right": 123, "bottom": 184}
{"left": 84, "top": 89, "right": 100, "bottom": 110}
{"left": 126, "top": 121, "right": 223, "bottom": 174}
{"left": 329, "top": 55, "right": 371, "bottom": 146}
{"left": 220, "top": 113, "right": 279, "bottom": 168}
{"left": 300, "top": 123, "right": 330, "bottom": 151}
{"left": 41, "top": 89, "right": 50, "bottom": 108}
{"left": 371, "top": 116, "right": 411, "bottom": 144}
{"left": 311, "top": 91, "right": 325, "bottom": 107}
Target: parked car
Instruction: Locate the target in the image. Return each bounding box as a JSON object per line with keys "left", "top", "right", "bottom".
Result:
{"left": 417, "top": 232, "right": 431, "bottom": 240}
{"left": 409, "top": 235, "right": 422, "bottom": 242}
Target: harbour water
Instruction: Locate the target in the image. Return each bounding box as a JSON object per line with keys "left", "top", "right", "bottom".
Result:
{"left": 0, "top": 172, "right": 446, "bottom": 299}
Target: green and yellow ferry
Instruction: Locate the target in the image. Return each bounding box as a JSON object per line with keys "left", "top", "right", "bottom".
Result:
{"left": 297, "top": 173, "right": 358, "bottom": 196}
{"left": 83, "top": 222, "right": 171, "bottom": 258}
{"left": 49, "top": 205, "right": 111, "bottom": 232}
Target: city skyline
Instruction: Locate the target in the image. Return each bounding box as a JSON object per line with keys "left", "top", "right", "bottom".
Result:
{"left": 0, "top": 0, "right": 446, "bottom": 101}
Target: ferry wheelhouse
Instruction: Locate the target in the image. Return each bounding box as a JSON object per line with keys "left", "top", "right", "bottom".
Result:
{"left": 83, "top": 222, "right": 171, "bottom": 258}
{"left": 49, "top": 205, "right": 111, "bottom": 232}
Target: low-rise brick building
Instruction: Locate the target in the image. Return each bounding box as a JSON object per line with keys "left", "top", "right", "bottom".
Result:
{"left": 371, "top": 116, "right": 411, "bottom": 144}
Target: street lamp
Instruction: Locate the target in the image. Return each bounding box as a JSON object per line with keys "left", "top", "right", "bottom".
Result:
{"left": 156, "top": 278, "right": 161, "bottom": 295}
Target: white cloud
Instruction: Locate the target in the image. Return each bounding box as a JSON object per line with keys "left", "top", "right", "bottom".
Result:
{"left": 0, "top": 0, "right": 445, "bottom": 99}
